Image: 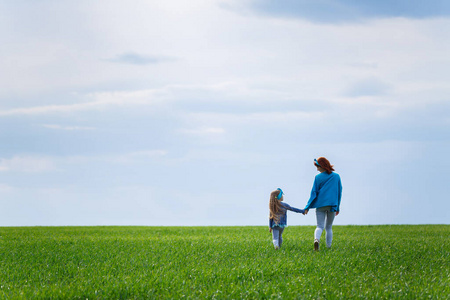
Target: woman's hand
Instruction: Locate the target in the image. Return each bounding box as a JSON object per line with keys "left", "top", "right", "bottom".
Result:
{"left": 303, "top": 209, "right": 309, "bottom": 215}
{"left": 336, "top": 211, "right": 339, "bottom": 216}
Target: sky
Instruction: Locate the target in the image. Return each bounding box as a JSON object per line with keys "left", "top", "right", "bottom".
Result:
{"left": 1, "top": 0, "right": 449, "bottom": 226}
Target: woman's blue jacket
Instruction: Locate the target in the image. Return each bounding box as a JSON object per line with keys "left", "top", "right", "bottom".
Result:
{"left": 304, "top": 172, "right": 342, "bottom": 212}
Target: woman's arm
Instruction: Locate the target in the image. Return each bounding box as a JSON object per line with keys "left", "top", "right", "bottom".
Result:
{"left": 304, "top": 177, "right": 319, "bottom": 210}
{"left": 337, "top": 176, "right": 342, "bottom": 212}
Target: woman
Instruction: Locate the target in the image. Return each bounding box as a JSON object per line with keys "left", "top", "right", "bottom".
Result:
{"left": 304, "top": 157, "right": 342, "bottom": 251}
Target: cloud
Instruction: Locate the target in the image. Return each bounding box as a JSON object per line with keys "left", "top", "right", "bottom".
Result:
{"left": 226, "top": 0, "right": 450, "bottom": 23}
{"left": 109, "top": 150, "right": 168, "bottom": 164}
{"left": 0, "top": 184, "right": 14, "bottom": 193}
{"left": 0, "top": 150, "right": 168, "bottom": 174}
{"left": 41, "top": 124, "right": 96, "bottom": 131}
{"left": 182, "top": 111, "right": 325, "bottom": 126}
{"left": 177, "top": 127, "right": 229, "bottom": 146}
{"left": 0, "top": 89, "right": 162, "bottom": 116}
{"left": 180, "top": 127, "right": 226, "bottom": 135}
{"left": 57, "top": 150, "right": 168, "bottom": 166}
{"left": 0, "top": 81, "right": 311, "bottom": 117}
{"left": 105, "top": 52, "right": 177, "bottom": 65}
{"left": 127, "top": 150, "right": 168, "bottom": 157}
{"left": 0, "top": 156, "right": 57, "bottom": 173}
{"left": 343, "top": 77, "right": 392, "bottom": 97}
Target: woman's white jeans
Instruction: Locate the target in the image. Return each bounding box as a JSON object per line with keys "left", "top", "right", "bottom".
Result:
{"left": 315, "top": 206, "right": 336, "bottom": 248}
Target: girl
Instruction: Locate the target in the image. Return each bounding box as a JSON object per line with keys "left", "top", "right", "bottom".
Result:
{"left": 303, "top": 157, "right": 342, "bottom": 251}
{"left": 269, "top": 188, "right": 305, "bottom": 249}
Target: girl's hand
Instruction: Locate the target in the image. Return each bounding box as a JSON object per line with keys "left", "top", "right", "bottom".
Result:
{"left": 336, "top": 211, "right": 339, "bottom": 216}
{"left": 303, "top": 209, "right": 309, "bottom": 215}
{"left": 269, "top": 228, "right": 272, "bottom": 233}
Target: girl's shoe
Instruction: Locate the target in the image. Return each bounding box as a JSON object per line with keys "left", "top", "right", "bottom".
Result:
{"left": 274, "top": 246, "right": 279, "bottom": 250}
{"left": 314, "top": 239, "right": 319, "bottom": 251}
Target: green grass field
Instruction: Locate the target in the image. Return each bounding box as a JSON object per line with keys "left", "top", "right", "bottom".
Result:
{"left": 0, "top": 225, "right": 448, "bottom": 299}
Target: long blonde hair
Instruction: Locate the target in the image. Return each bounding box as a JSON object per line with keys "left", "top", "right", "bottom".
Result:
{"left": 269, "top": 190, "right": 284, "bottom": 224}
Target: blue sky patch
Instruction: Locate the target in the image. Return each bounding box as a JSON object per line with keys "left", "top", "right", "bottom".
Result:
{"left": 245, "top": 0, "right": 450, "bottom": 23}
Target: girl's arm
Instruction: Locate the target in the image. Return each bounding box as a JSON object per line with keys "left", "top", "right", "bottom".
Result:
{"left": 281, "top": 203, "right": 305, "bottom": 214}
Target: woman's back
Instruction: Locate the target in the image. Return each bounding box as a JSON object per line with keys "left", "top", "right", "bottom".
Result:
{"left": 306, "top": 171, "right": 342, "bottom": 212}
{"left": 316, "top": 172, "right": 341, "bottom": 199}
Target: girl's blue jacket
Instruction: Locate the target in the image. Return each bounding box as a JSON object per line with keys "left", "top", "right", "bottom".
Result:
{"left": 269, "top": 202, "right": 305, "bottom": 228}
{"left": 305, "top": 172, "right": 342, "bottom": 212}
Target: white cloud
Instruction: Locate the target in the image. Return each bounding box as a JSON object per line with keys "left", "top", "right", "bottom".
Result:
{"left": 0, "top": 101, "right": 111, "bottom": 116}
{"left": 0, "top": 156, "right": 57, "bottom": 173}
{"left": 177, "top": 127, "right": 229, "bottom": 145}
{"left": 41, "top": 124, "right": 96, "bottom": 131}
{"left": 183, "top": 111, "right": 325, "bottom": 126}
{"left": 0, "top": 89, "right": 164, "bottom": 116}
{"left": 60, "top": 150, "right": 168, "bottom": 165}
{"left": 109, "top": 150, "right": 168, "bottom": 164}
{"left": 0, "top": 184, "right": 14, "bottom": 193}
{"left": 127, "top": 150, "right": 168, "bottom": 157}
{"left": 343, "top": 77, "right": 392, "bottom": 97}
{"left": 180, "top": 127, "right": 226, "bottom": 135}
{"left": 0, "top": 150, "right": 168, "bottom": 173}
{"left": 105, "top": 52, "right": 177, "bottom": 65}
{"left": 1, "top": 11, "right": 449, "bottom": 121}
{"left": 0, "top": 81, "right": 297, "bottom": 117}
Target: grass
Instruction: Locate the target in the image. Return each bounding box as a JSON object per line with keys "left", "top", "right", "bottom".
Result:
{"left": 0, "top": 225, "right": 448, "bottom": 299}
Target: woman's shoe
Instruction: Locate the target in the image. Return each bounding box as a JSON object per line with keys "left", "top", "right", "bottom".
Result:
{"left": 314, "top": 239, "right": 319, "bottom": 251}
